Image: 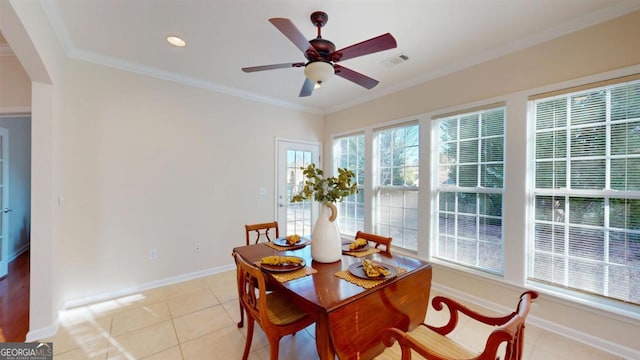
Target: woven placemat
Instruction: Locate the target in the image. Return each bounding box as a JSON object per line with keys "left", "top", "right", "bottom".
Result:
{"left": 335, "top": 267, "right": 407, "bottom": 289}
{"left": 264, "top": 241, "right": 309, "bottom": 251}
{"left": 270, "top": 266, "right": 317, "bottom": 283}
{"left": 342, "top": 247, "right": 380, "bottom": 258}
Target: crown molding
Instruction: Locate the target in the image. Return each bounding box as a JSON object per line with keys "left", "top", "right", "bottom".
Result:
{"left": 0, "top": 43, "right": 14, "bottom": 56}
{"left": 69, "top": 48, "right": 324, "bottom": 115}
{"left": 0, "top": 106, "right": 31, "bottom": 116}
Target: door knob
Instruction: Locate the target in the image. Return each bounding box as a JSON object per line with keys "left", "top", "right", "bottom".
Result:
{"left": 2, "top": 208, "right": 12, "bottom": 213}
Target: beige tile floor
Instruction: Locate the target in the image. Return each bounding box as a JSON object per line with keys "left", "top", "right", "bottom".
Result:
{"left": 40, "top": 270, "right": 627, "bottom": 359}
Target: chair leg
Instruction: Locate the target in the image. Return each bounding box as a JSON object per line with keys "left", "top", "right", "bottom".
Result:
{"left": 237, "top": 300, "right": 244, "bottom": 328}
{"left": 269, "top": 337, "right": 281, "bottom": 360}
{"left": 242, "top": 317, "right": 255, "bottom": 360}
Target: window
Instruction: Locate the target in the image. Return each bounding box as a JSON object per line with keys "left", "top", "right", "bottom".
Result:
{"left": 435, "top": 106, "right": 505, "bottom": 274}
{"left": 375, "top": 123, "right": 419, "bottom": 250}
{"left": 530, "top": 77, "right": 640, "bottom": 306}
{"left": 334, "top": 133, "right": 365, "bottom": 236}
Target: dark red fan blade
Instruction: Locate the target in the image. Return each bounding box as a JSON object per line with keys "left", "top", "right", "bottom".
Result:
{"left": 242, "top": 62, "right": 305, "bottom": 73}
{"left": 269, "top": 18, "right": 319, "bottom": 58}
{"left": 334, "top": 65, "right": 379, "bottom": 89}
{"left": 330, "top": 33, "right": 397, "bottom": 63}
{"left": 299, "top": 78, "right": 314, "bottom": 97}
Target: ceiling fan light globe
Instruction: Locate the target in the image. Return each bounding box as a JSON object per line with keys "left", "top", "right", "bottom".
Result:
{"left": 304, "top": 61, "right": 334, "bottom": 83}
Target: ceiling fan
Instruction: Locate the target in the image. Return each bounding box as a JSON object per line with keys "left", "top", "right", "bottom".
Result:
{"left": 241, "top": 11, "right": 397, "bottom": 97}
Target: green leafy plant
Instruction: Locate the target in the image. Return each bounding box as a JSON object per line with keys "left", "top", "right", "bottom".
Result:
{"left": 291, "top": 164, "right": 358, "bottom": 204}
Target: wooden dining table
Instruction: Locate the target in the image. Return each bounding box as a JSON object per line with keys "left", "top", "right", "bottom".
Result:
{"left": 232, "top": 241, "right": 432, "bottom": 360}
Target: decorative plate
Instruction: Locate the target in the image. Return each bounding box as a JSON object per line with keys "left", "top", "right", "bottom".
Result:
{"left": 348, "top": 261, "right": 398, "bottom": 280}
{"left": 260, "top": 256, "right": 306, "bottom": 272}
{"left": 342, "top": 242, "right": 370, "bottom": 252}
{"left": 273, "top": 237, "right": 306, "bottom": 247}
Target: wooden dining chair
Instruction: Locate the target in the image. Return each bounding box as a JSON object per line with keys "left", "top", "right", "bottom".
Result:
{"left": 245, "top": 221, "right": 279, "bottom": 245}
{"left": 355, "top": 231, "right": 393, "bottom": 256}
{"left": 237, "top": 221, "right": 279, "bottom": 328}
{"left": 233, "top": 253, "right": 316, "bottom": 360}
{"left": 377, "top": 291, "right": 538, "bottom": 360}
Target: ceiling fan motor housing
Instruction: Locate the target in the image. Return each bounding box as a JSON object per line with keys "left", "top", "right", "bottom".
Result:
{"left": 308, "top": 38, "right": 336, "bottom": 60}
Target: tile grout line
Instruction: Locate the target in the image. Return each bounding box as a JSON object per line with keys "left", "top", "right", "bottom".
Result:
{"left": 167, "top": 301, "right": 186, "bottom": 360}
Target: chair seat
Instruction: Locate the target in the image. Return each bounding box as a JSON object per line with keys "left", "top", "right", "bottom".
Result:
{"left": 266, "top": 293, "right": 309, "bottom": 326}
{"left": 376, "top": 325, "right": 477, "bottom": 360}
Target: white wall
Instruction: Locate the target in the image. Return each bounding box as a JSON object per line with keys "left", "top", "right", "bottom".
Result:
{"left": 60, "top": 59, "right": 324, "bottom": 301}
{"left": 324, "top": 10, "right": 640, "bottom": 358}
{"left": 0, "top": 55, "right": 30, "bottom": 110}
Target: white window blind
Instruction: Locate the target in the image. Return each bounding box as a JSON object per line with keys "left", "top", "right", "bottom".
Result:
{"left": 530, "top": 77, "right": 640, "bottom": 306}
{"left": 435, "top": 106, "right": 505, "bottom": 274}
{"left": 334, "top": 133, "right": 365, "bottom": 236}
{"left": 375, "top": 123, "right": 419, "bottom": 250}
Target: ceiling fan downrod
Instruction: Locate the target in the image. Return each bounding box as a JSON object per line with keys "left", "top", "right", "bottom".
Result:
{"left": 310, "top": 11, "right": 328, "bottom": 39}
{"left": 307, "top": 11, "right": 335, "bottom": 60}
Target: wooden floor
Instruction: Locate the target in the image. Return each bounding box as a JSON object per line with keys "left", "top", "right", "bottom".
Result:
{"left": 0, "top": 250, "right": 29, "bottom": 342}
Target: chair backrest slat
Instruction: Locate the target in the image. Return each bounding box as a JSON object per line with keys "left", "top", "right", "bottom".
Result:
{"left": 245, "top": 221, "right": 279, "bottom": 245}
{"left": 234, "top": 254, "right": 267, "bottom": 326}
{"left": 355, "top": 231, "right": 392, "bottom": 255}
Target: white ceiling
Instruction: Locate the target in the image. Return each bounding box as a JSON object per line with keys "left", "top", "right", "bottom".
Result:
{"left": 38, "top": 0, "right": 640, "bottom": 114}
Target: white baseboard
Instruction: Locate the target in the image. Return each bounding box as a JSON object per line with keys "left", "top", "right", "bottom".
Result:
{"left": 26, "top": 323, "right": 58, "bottom": 342}
{"left": 63, "top": 263, "right": 235, "bottom": 310}
{"left": 431, "top": 282, "right": 639, "bottom": 360}
{"left": 9, "top": 245, "right": 30, "bottom": 263}
{"left": 25, "top": 264, "right": 235, "bottom": 341}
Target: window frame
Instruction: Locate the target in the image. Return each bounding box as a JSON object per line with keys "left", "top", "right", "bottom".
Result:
{"left": 433, "top": 105, "right": 507, "bottom": 275}
{"left": 333, "top": 132, "right": 365, "bottom": 237}
{"left": 528, "top": 76, "right": 640, "bottom": 307}
{"left": 373, "top": 121, "right": 420, "bottom": 251}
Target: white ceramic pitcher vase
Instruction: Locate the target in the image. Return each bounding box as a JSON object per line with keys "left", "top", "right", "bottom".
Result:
{"left": 311, "top": 202, "right": 342, "bottom": 263}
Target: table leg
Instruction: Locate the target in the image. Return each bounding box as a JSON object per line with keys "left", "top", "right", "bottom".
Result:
{"left": 315, "top": 315, "right": 336, "bottom": 360}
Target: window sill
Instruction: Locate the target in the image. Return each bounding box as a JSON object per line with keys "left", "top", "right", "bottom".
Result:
{"left": 428, "top": 257, "right": 506, "bottom": 283}
{"left": 527, "top": 280, "right": 640, "bottom": 324}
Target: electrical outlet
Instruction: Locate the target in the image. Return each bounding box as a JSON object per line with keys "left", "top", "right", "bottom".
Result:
{"left": 194, "top": 242, "right": 201, "bottom": 253}
{"left": 149, "top": 249, "right": 158, "bottom": 260}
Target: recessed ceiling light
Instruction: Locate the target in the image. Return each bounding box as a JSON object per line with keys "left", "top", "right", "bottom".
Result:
{"left": 166, "top": 35, "right": 186, "bottom": 47}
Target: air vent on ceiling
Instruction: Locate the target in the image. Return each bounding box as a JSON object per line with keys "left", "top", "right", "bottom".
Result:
{"left": 381, "top": 53, "right": 409, "bottom": 68}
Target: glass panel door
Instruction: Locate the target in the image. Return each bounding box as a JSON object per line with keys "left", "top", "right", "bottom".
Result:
{"left": 276, "top": 140, "right": 320, "bottom": 237}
